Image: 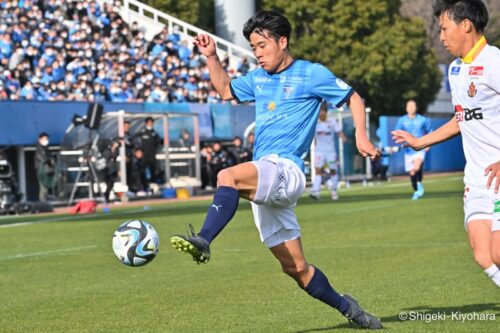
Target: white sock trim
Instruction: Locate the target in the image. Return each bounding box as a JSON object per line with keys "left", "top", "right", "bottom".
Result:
{"left": 484, "top": 264, "right": 499, "bottom": 277}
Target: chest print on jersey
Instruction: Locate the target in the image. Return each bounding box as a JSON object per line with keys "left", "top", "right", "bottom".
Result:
{"left": 467, "top": 82, "right": 477, "bottom": 98}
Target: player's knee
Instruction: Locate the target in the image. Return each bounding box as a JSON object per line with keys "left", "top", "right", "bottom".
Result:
{"left": 409, "top": 170, "right": 415, "bottom": 176}
{"left": 216, "top": 168, "right": 235, "bottom": 187}
{"left": 281, "top": 262, "right": 308, "bottom": 279}
{"left": 491, "top": 245, "right": 500, "bottom": 265}
{"left": 473, "top": 249, "right": 492, "bottom": 267}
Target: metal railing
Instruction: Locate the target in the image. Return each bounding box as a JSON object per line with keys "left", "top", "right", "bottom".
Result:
{"left": 117, "top": 0, "right": 256, "bottom": 68}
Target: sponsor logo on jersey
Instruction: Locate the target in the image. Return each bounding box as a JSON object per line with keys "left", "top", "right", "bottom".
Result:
{"left": 468, "top": 66, "right": 484, "bottom": 76}
{"left": 494, "top": 201, "right": 500, "bottom": 213}
{"left": 255, "top": 77, "right": 272, "bottom": 83}
{"left": 267, "top": 101, "right": 276, "bottom": 111}
{"left": 336, "top": 78, "right": 349, "bottom": 90}
{"left": 451, "top": 66, "right": 461, "bottom": 75}
{"left": 454, "top": 105, "right": 483, "bottom": 122}
{"left": 467, "top": 82, "right": 477, "bottom": 97}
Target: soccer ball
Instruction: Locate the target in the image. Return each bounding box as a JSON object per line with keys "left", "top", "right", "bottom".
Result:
{"left": 112, "top": 220, "right": 159, "bottom": 267}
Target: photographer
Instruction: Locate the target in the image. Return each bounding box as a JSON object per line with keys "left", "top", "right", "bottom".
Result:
{"left": 96, "top": 138, "right": 120, "bottom": 203}
{"left": 35, "top": 132, "right": 56, "bottom": 202}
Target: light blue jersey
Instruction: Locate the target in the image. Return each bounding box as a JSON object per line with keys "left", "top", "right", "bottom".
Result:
{"left": 394, "top": 114, "right": 432, "bottom": 154}
{"left": 230, "top": 60, "right": 353, "bottom": 170}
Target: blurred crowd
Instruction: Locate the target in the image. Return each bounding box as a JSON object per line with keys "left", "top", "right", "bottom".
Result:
{"left": 200, "top": 134, "right": 254, "bottom": 190}
{"left": 0, "top": 0, "right": 249, "bottom": 103}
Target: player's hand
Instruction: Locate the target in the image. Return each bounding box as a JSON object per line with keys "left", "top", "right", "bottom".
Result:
{"left": 355, "top": 134, "right": 380, "bottom": 161}
{"left": 485, "top": 160, "right": 500, "bottom": 193}
{"left": 193, "top": 34, "right": 217, "bottom": 58}
{"left": 391, "top": 130, "right": 420, "bottom": 150}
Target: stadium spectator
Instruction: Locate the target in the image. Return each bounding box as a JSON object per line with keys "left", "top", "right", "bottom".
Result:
{"left": 129, "top": 147, "right": 148, "bottom": 195}
{"left": 200, "top": 144, "right": 214, "bottom": 190}
{"left": 35, "top": 132, "right": 55, "bottom": 202}
{"left": 394, "top": 99, "right": 432, "bottom": 200}
{"left": 227, "top": 136, "right": 251, "bottom": 166}
{"left": 136, "top": 117, "right": 162, "bottom": 185}
{"left": 177, "top": 129, "right": 193, "bottom": 148}
{"left": 0, "top": 0, "right": 247, "bottom": 103}
{"left": 394, "top": 0, "right": 500, "bottom": 288}
{"left": 245, "top": 132, "right": 255, "bottom": 155}
{"left": 208, "top": 141, "right": 229, "bottom": 188}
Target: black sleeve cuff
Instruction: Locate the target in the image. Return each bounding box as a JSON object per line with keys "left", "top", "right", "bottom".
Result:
{"left": 335, "top": 88, "right": 354, "bottom": 108}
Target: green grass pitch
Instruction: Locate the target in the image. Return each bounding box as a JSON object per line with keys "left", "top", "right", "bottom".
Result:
{"left": 0, "top": 174, "right": 498, "bottom": 332}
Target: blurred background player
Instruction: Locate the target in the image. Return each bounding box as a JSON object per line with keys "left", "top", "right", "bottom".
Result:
{"left": 170, "top": 10, "right": 382, "bottom": 329}
{"left": 310, "top": 102, "right": 346, "bottom": 200}
{"left": 393, "top": 0, "right": 500, "bottom": 287}
{"left": 394, "top": 99, "right": 432, "bottom": 200}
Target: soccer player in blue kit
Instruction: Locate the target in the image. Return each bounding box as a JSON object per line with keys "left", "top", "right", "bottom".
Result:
{"left": 394, "top": 100, "right": 432, "bottom": 200}
{"left": 171, "top": 11, "right": 383, "bottom": 329}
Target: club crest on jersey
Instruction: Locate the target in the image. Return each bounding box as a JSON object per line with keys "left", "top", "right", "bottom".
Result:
{"left": 467, "top": 82, "right": 477, "bottom": 97}
{"left": 468, "top": 66, "right": 484, "bottom": 76}
{"left": 450, "top": 67, "right": 460, "bottom": 75}
{"left": 282, "top": 85, "right": 294, "bottom": 99}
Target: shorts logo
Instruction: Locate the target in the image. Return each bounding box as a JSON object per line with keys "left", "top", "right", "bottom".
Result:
{"left": 494, "top": 201, "right": 500, "bottom": 213}
{"left": 467, "top": 82, "right": 477, "bottom": 97}
{"left": 451, "top": 66, "right": 460, "bottom": 75}
{"left": 468, "top": 66, "right": 484, "bottom": 76}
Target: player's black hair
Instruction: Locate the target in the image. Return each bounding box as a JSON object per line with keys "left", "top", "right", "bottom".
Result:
{"left": 433, "top": 0, "right": 488, "bottom": 33}
{"left": 243, "top": 10, "right": 292, "bottom": 47}
{"left": 38, "top": 132, "right": 48, "bottom": 139}
{"left": 320, "top": 102, "right": 329, "bottom": 111}
{"left": 144, "top": 116, "right": 154, "bottom": 123}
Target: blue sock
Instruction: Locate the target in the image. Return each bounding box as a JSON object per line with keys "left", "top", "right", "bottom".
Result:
{"left": 304, "top": 266, "right": 349, "bottom": 314}
{"left": 198, "top": 186, "right": 240, "bottom": 243}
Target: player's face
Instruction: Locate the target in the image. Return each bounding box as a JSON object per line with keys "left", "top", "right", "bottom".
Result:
{"left": 319, "top": 108, "right": 327, "bottom": 121}
{"left": 439, "top": 12, "right": 467, "bottom": 58}
{"left": 406, "top": 100, "right": 417, "bottom": 116}
{"left": 249, "top": 31, "right": 288, "bottom": 73}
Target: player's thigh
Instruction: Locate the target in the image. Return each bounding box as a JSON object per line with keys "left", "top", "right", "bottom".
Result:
{"left": 217, "top": 162, "right": 258, "bottom": 199}
{"left": 326, "top": 152, "right": 338, "bottom": 173}
{"left": 314, "top": 152, "right": 326, "bottom": 169}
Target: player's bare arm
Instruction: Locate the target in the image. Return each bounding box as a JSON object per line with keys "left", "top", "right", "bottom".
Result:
{"left": 347, "top": 92, "right": 379, "bottom": 160}
{"left": 485, "top": 161, "right": 500, "bottom": 193}
{"left": 337, "top": 131, "right": 348, "bottom": 142}
{"left": 194, "top": 34, "right": 233, "bottom": 100}
{"left": 392, "top": 117, "right": 460, "bottom": 150}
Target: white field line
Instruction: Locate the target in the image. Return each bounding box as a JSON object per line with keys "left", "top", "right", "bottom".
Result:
{"left": 338, "top": 176, "right": 463, "bottom": 192}
{"left": 0, "top": 208, "right": 151, "bottom": 229}
{"left": 0, "top": 245, "right": 97, "bottom": 261}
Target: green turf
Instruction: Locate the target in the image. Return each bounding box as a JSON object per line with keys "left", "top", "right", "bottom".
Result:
{"left": 0, "top": 174, "right": 498, "bottom": 332}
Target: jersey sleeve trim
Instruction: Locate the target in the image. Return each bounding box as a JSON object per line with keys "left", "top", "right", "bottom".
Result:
{"left": 335, "top": 88, "right": 354, "bottom": 108}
